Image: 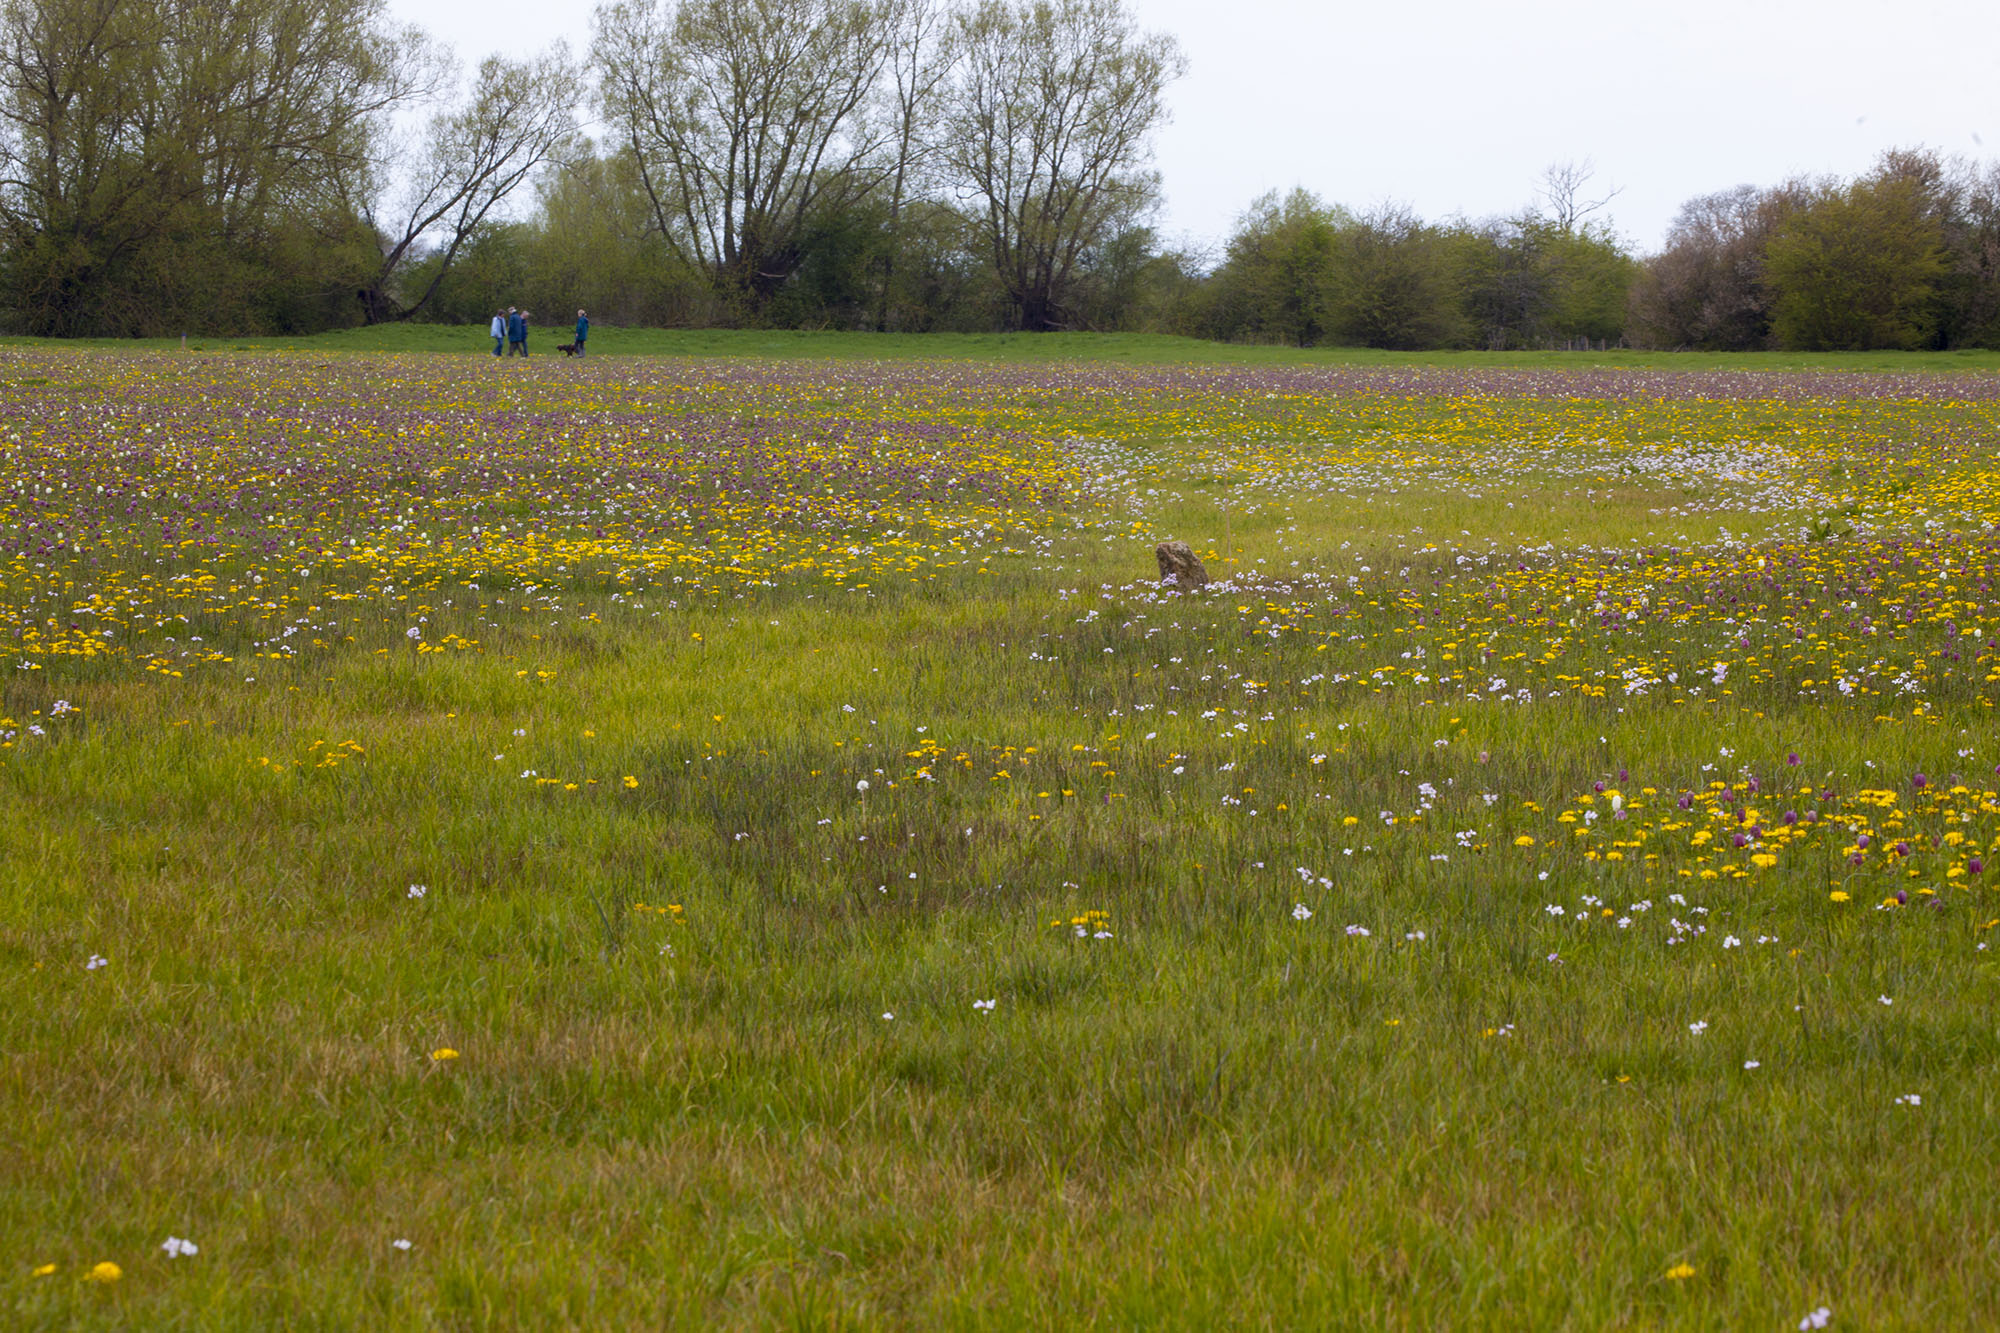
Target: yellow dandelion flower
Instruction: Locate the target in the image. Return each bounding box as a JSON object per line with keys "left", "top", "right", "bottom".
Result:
{"left": 1664, "top": 1263, "right": 1695, "bottom": 1281}
{"left": 430, "top": 1047, "right": 459, "bottom": 1062}
{"left": 85, "top": 1261, "right": 122, "bottom": 1283}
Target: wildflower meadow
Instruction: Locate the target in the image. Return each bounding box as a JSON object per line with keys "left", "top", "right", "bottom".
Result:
{"left": 6, "top": 342, "right": 1999, "bottom": 1327}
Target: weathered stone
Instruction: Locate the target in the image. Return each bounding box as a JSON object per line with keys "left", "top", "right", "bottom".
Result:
{"left": 1155, "top": 540, "right": 1209, "bottom": 587}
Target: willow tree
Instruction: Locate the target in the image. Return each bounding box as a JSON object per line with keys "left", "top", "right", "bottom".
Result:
{"left": 0, "top": 0, "right": 427, "bottom": 334}
{"left": 593, "top": 0, "right": 893, "bottom": 315}
{"left": 357, "top": 45, "right": 581, "bottom": 324}
{"left": 873, "top": 0, "right": 956, "bottom": 330}
{"left": 940, "top": 0, "right": 1181, "bottom": 331}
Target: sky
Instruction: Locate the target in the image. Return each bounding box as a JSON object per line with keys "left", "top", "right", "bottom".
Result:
{"left": 393, "top": 0, "right": 2000, "bottom": 256}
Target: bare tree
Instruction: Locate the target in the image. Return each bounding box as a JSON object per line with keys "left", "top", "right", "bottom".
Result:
{"left": 1536, "top": 158, "right": 1622, "bottom": 233}
{"left": 358, "top": 45, "right": 580, "bottom": 323}
{"left": 941, "top": 0, "right": 1183, "bottom": 330}
{"left": 1627, "top": 182, "right": 1808, "bottom": 349}
{"left": 874, "top": 0, "right": 958, "bottom": 329}
{"left": 593, "top": 0, "right": 893, "bottom": 312}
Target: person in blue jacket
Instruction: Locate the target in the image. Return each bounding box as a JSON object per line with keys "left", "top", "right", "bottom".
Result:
{"left": 507, "top": 307, "right": 528, "bottom": 357}
{"left": 574, "top": 309, "right": 589, "bottom": 357}
{"left": 489, "top": 309, "right": 506, "bottom": 356}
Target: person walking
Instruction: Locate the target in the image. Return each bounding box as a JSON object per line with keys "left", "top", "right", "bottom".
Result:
{"left": 573, "top": 309, "right": 589, "bottom": 357}
{"left": 507, "top": 307, "right": 528, "bottom": 358}
{"left": 489, "top": 309, "right": 507, "bottom": 356}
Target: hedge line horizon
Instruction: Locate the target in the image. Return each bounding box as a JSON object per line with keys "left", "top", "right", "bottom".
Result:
{"left": 1, "top": 0, "right": 1991, "bottom": 351}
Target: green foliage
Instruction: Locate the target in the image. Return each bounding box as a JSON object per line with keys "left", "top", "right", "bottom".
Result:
{"left": 871, "top": 199, "right": 1001, "bottom": 332}
{"left": 1204, "top": 189, "right": 1348, "bottom": 346}
{"left": 1630, "top": 151, "right": 2000, "bottom": 354}
{"left": 1529, "top": 221, "right": 1637, "bottom": 343}
{"left": 1767, "top": 174, "right": 1950, "bottom": 351}
{"left": 942, "top": 0, "right": 1185, "bottom": 331}
{"left": 1626, "top": 185, "right": 1802, "bottom": 351}
{"left": 1459, "top": 218, "right": 1635, "bottom": 349}
{"left": 1337, "top": 206, "right": 1470, "bottom": 349}
{"left": 28, "top": 325, "right": 2000, "bottom": 373}
{"left": 761, "top": 198, "right": 896, "bottom": 329}
{"left": 402, "top": 225, "right": 535, "bottom": 326}
{"left": 1205, "top": 192, "right": 1633, "bottom": 351}
{"left": 0, "top": 0, "right": 416, "bottom": 336}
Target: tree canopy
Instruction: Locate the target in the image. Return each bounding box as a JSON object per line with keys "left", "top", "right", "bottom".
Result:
{"left": 11, "top": 4, "right": 2000, "bottom": 350}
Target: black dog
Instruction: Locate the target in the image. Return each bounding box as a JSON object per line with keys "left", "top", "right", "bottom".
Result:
{"left": 555, "top": 342, "right": 580, "bottom": 357}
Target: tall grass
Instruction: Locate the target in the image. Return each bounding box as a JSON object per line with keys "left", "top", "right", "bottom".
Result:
{"left": 4, "top": 346, "right": 1997, "bottom": 1327}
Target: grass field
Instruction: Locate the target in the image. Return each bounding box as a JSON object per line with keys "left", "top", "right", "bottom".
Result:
{"left": 11, "top": 322, "right": 2000, "bottom": 372}
{"left": 5, "top": 341, "right": 1999, "bottom": 1328}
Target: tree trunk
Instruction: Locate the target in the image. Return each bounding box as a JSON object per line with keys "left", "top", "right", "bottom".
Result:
{"left": 356, "top": 285, "right": 404, "bottom": 325}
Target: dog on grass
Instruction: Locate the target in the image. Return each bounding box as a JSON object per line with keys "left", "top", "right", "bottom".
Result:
{"left": 555, "top": 342, "right": 581, "bottom": 357}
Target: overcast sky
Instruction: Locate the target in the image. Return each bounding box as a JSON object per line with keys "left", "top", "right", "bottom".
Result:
{"left": 393, "top": 0, "right": 2000, "bottom": 255}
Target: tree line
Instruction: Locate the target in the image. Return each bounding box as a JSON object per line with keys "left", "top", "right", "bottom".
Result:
{"left": 1630, "top": 149, "right": 2000, "bottom": 351}
{"left": 0, "top": 0, "right": 1185, "bottom": 337}
{"left": 4, "top": 0, "right": 1999, "bottom": 349}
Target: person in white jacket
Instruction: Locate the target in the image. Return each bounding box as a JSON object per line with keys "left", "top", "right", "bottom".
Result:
{"left": 489, "top": 309, "right": 507, "bottom": 357}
